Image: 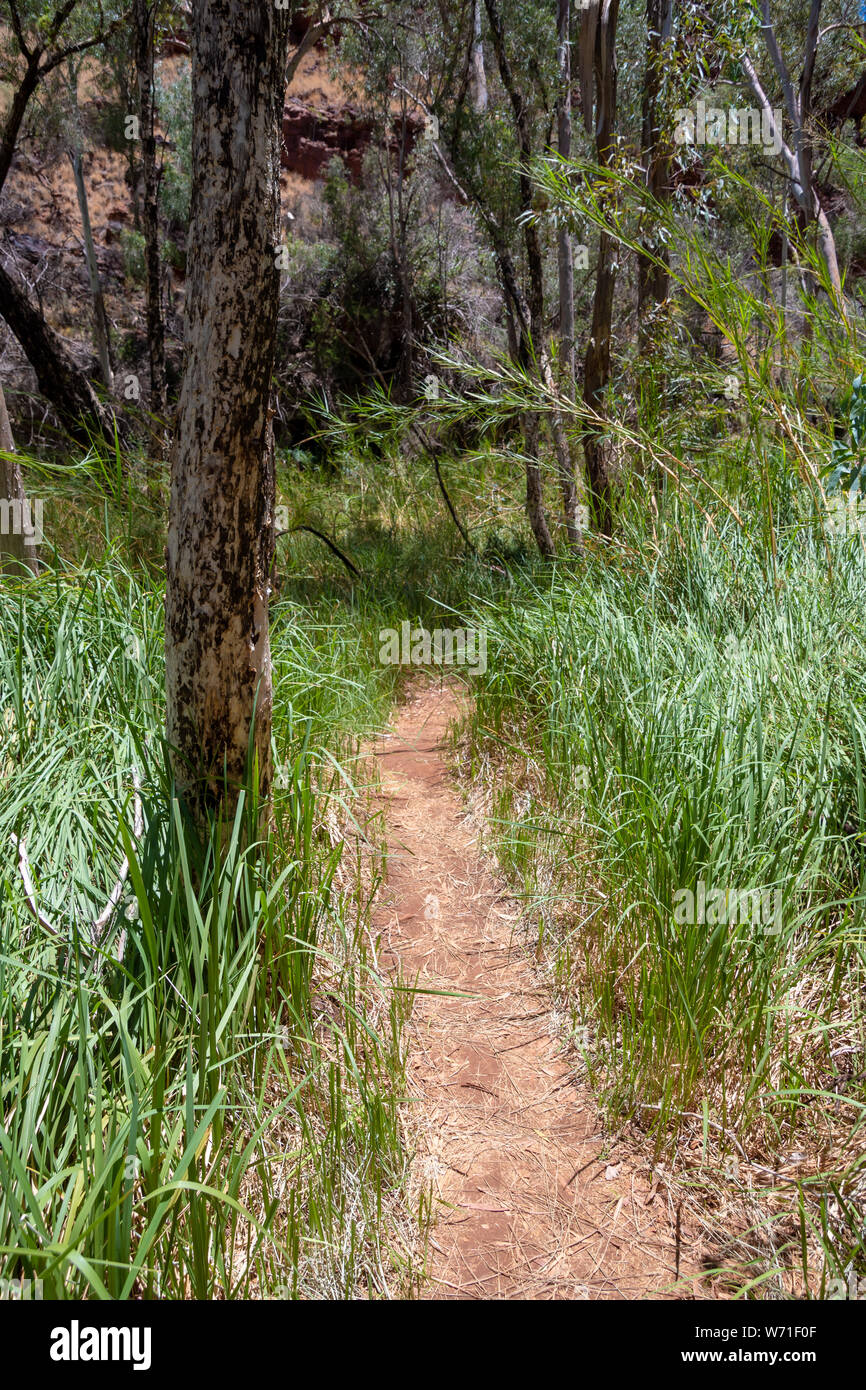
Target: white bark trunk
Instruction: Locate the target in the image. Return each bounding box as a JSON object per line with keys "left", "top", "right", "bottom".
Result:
{"left": 165, "top": 1, "right": 291, "bottom": 820}
{"left": 744, "top": 7, "right": 844, "bottom": 316}
{"left": 470, "top": 0, "right": 488, "bottom": 113}
{"left": 70, "top": 144, "right": 114, "bottom": 392}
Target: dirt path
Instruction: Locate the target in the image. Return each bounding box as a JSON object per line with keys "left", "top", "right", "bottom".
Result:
{"left": 370, "top": 684, "right": 696, "bottom": 1300}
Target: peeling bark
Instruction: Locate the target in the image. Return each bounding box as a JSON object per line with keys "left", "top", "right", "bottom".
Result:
{"left": 165, "top": 0, "right": 291, "bottom": 823}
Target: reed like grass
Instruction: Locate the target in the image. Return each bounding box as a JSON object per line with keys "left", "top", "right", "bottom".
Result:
{"left": 0, "top": 559, "right": 415, "bottom": 1299}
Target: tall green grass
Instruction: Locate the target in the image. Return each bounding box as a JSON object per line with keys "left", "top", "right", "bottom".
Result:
{"left": 457, "top": 493, "right": 866, "bottom": 1291}
{"left": 265, "top": 309, "right": 866, "bottom": 1292}
{"left": 0, "top": 559, "right": 415, "bottom": 1299}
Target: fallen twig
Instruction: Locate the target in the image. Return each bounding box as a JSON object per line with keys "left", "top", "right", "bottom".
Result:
{"left": 286, "top": 524, "right": 362, "bottom": 578}
{"left": 11, "top": 833, "right": 62, "bottom": 938}
{"left": 12, "top": 768, "right": 144, "bottom": 965}
{"left": 90, "top": 768, "right": 144, "bottom": 961}
{"left": 410, "top": 422, "right": 475, "bottom": 554}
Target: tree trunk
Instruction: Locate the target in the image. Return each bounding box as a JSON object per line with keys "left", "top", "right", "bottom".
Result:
{"left": 484, "top": 0, "right": 583, "bottom": 546}
{"left": 0, "top": 13, "right": 124, "bottom": 200}
{"left": 70, "top": 147, "right": 114, "bottom": 391}
{"left": 134, "top": 0, "right": 168, "bottom": 423}
{"left": 744, "top": 2, "right": 844, "bottom": 316}
{"left": 637, "top": 0, "right": 673, "bottom": 353}
{"left": 582, "top": 0, "right": 620, "bottom": 536}
{"left": 470, "top": 0, "right": 488, "bottom": 113}
{"left": 0, "top": 61, "right": 40, "bottom": 198}
{"left": 0, "top": 19, "right": 121, "bottom": 449}
{"left": 557, "top": 0, "right": 575, "bottom": 392}
{"left": 165, "top": 0, "right": 291, "bottom": 823}
{"left": 492, "top": 246, "right": 556, "bottom": 559}
{"left": 382, "top": 87, "right": 414, "bottom": 392}
{"left": 0, "top": 382, "right": 39, "bottom": 574}
{"left": 0, "top": 259, "right": 116, "bottom": 446}
{"left": 522, "top": 408, "right": 555, "bottom": 559}
{"left": 556, "top": 0, "right": 586, "bottom": 535}
{"left": 583, "top": 229, "right": 616, "bottom": 534}
{"left": 796, "top": 0, "right": 844, "bottom": 310}
{"left": 780, "top": 188, "right": 789, "bottom": 387}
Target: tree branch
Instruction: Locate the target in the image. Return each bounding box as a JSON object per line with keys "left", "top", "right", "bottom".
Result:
{"left": 759, "top": 0, "right": 799, "bottom": 126}
{"left": 286, "top": 15, "right": 330, "bottom": 87}
{"left": 39, "top": 25, "right": 123, "bottom": 79}
{"left": 741, "top": 50, "right": 799, "bottom": 189}
{"left": 284, "top": 524, "right": 361, "bottom": 577}
{"left": 7, "top": 0, "right": 32, "bottom": 61}
{"left": 410, "top": 421, "right": 475, "bottom": 552}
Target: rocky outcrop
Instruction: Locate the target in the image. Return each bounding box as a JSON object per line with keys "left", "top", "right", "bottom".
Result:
{"left": 281, "top": 99, "right": 375, "bottom": 180}
{"left": 280, "top": 98, "right": 426, "bottom": 181}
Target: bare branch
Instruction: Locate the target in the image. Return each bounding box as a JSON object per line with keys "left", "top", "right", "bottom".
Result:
{"left": 818, "top": 21, "right": 863, "bottom": 43}
{"left": 11, "top": 834, "right": 62, "bottom": 937}
{"left": 90, "top": 770, "right": 144, "bottom": 961}
{"left": 283, "top": 525, "right": 361, "bottom": 577}
{"left": 759, "top": 0, "right": 799, "bottom": 126}
{"left": 286, "top": 17, "right": 330, "bottom": 87}
{"left": 40, "top": 16, "right": 126, "bottom": 79}
{"left": 800, "top": 0, "right": 822, "bottom": 120}
{"left": 741, "top": 50, "right": 798, "bottom": 187}
{"left": 8, "top": 0, "right": 32, "bottom": 62}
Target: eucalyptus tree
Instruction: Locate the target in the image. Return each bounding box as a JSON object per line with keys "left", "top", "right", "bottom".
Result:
{"left": 557, "top": 0, "right": 576, "bottom": 392}
{"left": 165, "top": 0, "right": 292, "bottom": 822}
{"left": 470, "top": 0, "right": 488, "bottom": 111}
{"left": 133, "top": 0, "right": 167, "bottom": 421}
{"left": 403, "top": 0, "right": 585, "bottom": 551}
{"left": 0, "top": 0, "right": 121, "bottom": 191}
{"left": 637, "top": 0, "right": 674, "bottom": 351}
{"left": 342, "top": 0, "right": 424, "bottom": 390}
{"left": 579, "top": 0, "right": 620, "bottom": 537}
{"left": 740, "top": 0, "right": 845, "bottom": 314}
{"left": 0, "top": 0, "right": 124, "bottom": 442}
{"left": 482, "top": 0, "right": 584, "bottom": 545}
{"left": 64, "top": 52, "right": 114, "bottom": 391}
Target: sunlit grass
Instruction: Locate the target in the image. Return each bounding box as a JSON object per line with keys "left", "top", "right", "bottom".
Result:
{"left": 0, "top": 559, "right": 416, "bottom": 1299}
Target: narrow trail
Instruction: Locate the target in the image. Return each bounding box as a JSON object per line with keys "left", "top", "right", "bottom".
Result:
{"left": 370, "top": 684, "right": 695, "bottom": 1300}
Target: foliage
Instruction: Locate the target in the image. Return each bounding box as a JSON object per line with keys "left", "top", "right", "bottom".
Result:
{"left": 825, "top": 376, "right": 866, "bottom": 495}
{"left": 156, "top": 65, "right": 192, "bottom": 230}
{"left": 0, "top": 534, "right": 415, "bottom": 1298}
